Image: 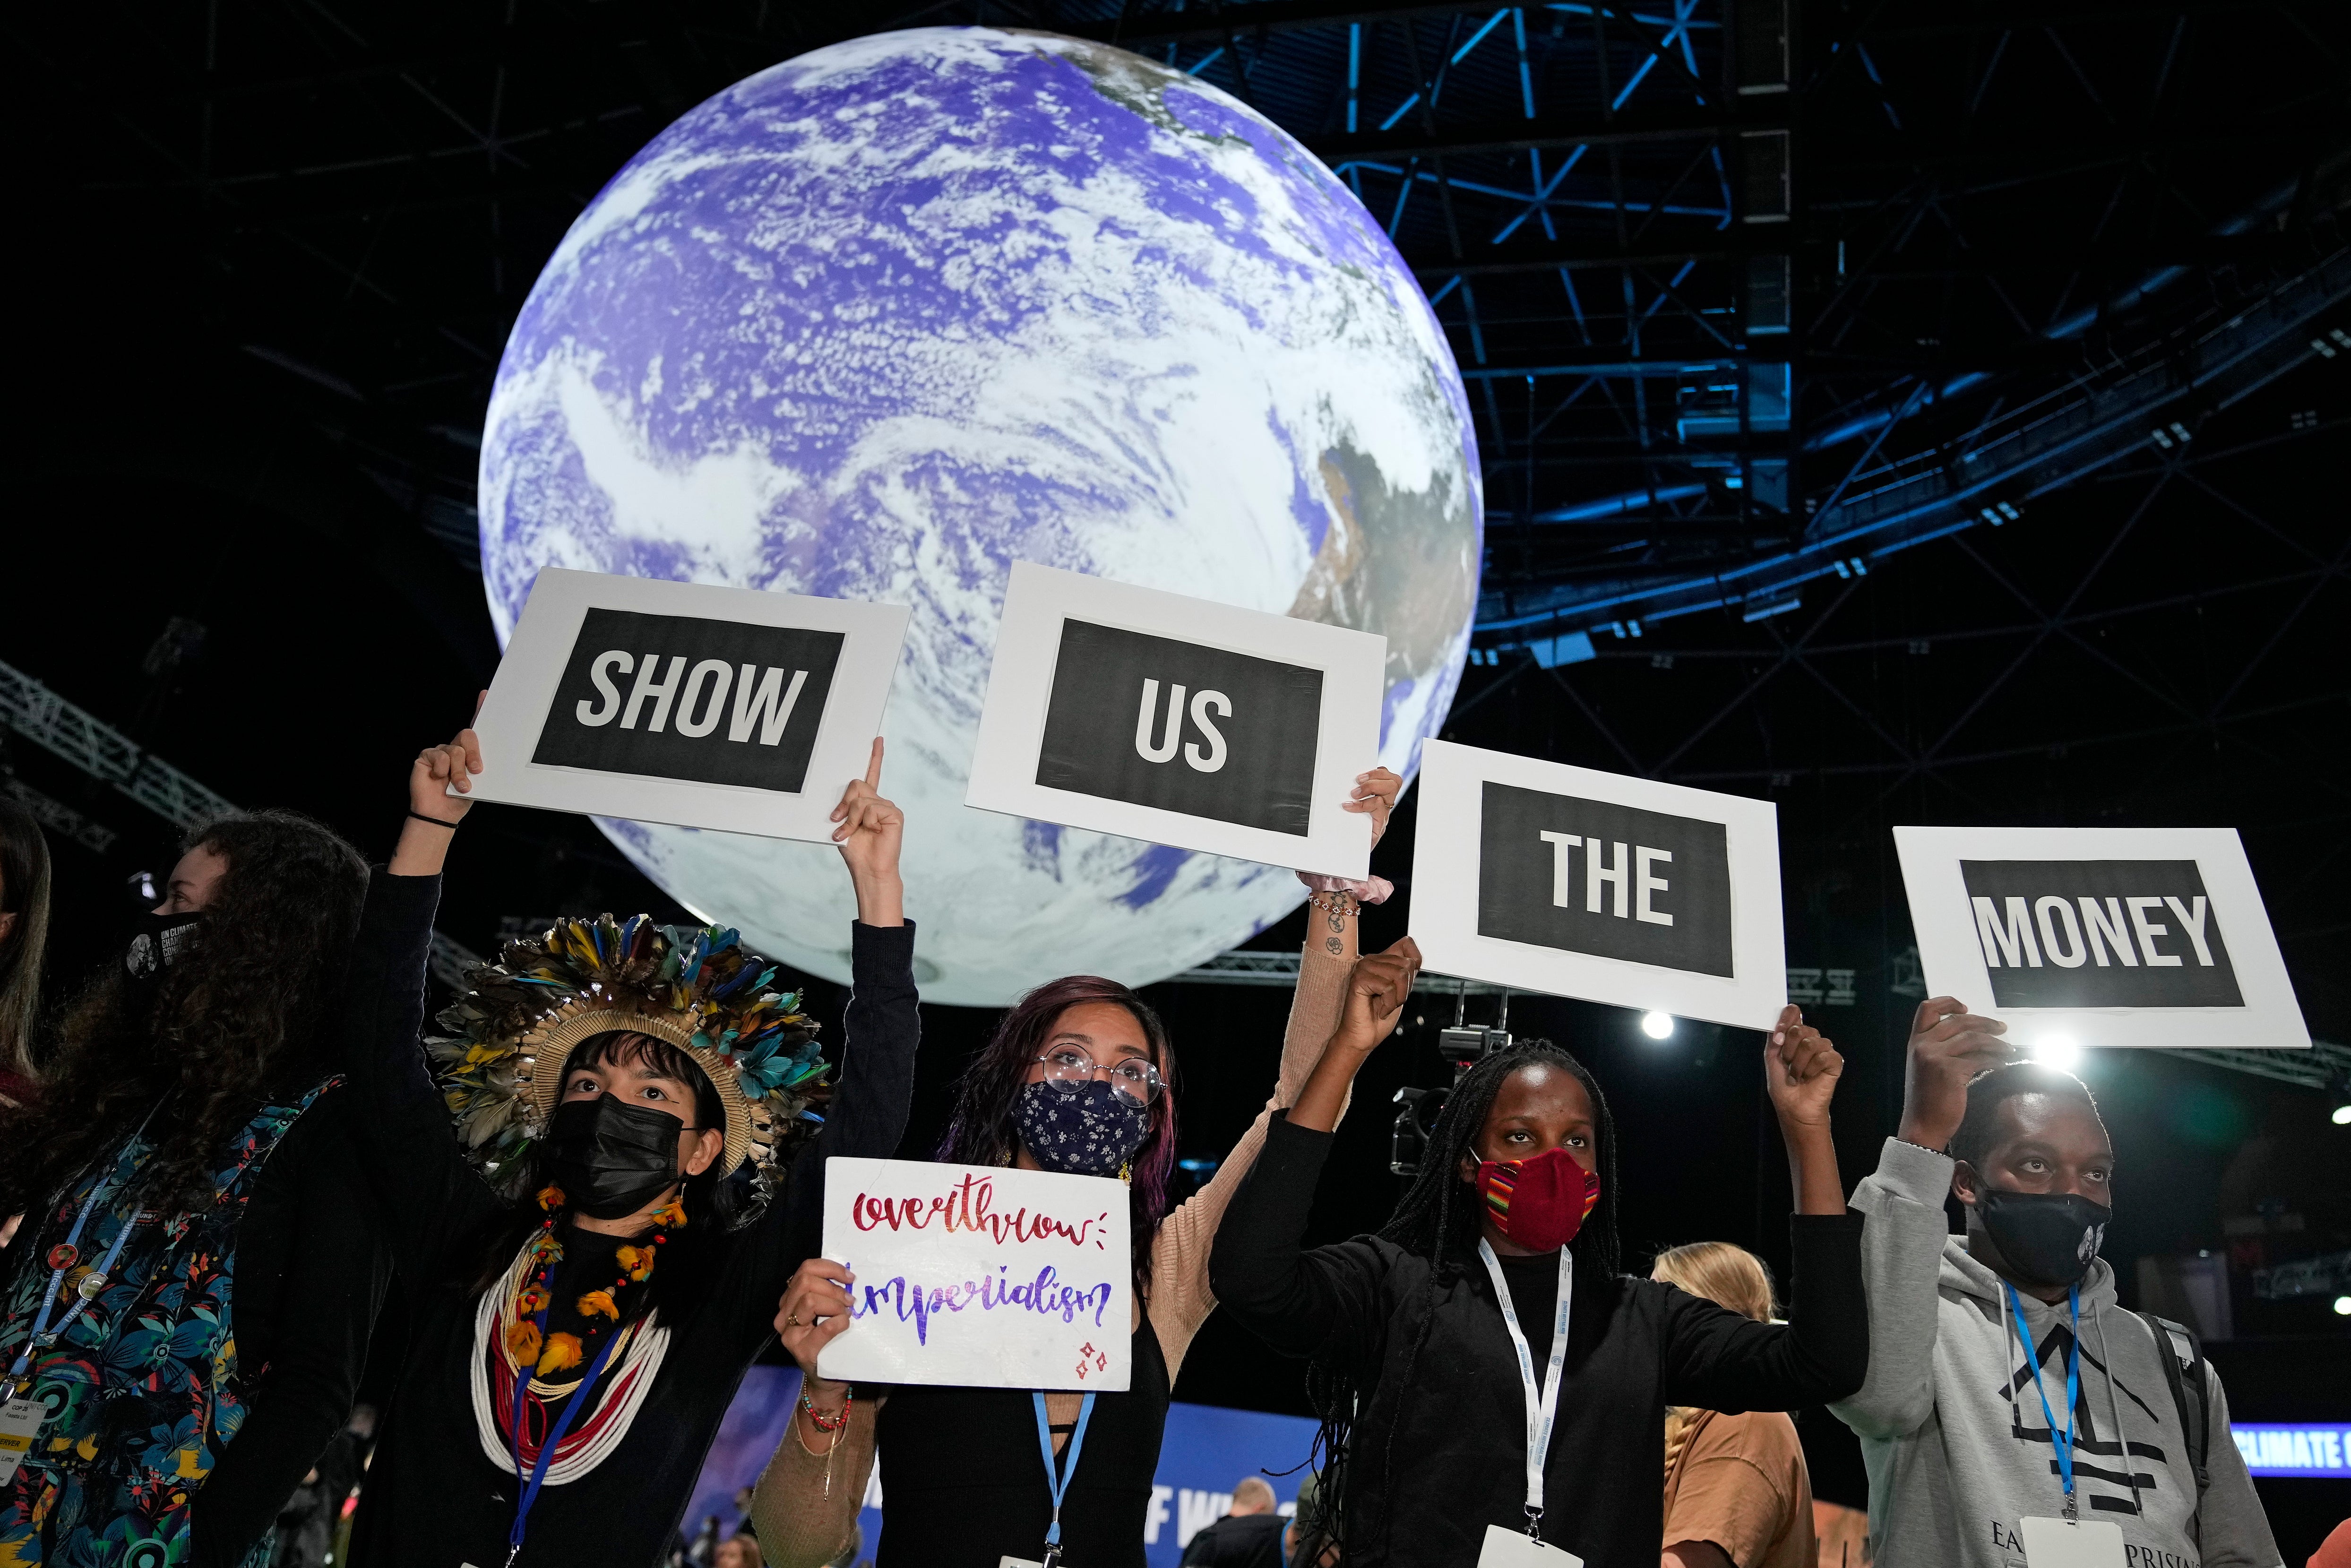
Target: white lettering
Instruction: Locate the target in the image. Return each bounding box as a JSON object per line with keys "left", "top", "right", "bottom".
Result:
{"left": 1636, "top": 846, "right": 1674, "bottom": 926}
{"left": 2079, "top": 897, "right": 2138, "bottom": 967}
{"left": 2162, "top": 896, "right": 2216, "bottom": 966}
{"left": 1185, "top": 689, "right": 1231, "bottom": 773}
{"left": 728, "top": 666, "right": 809, "bottom": 746}
{"left": 1972, "top": 896, "right": 2042, "bottom": 968}
{"left": 672, "top": 659, "right": 734, "bottom": 738}
{"left": 1540, "top": 832, "right": 1582, "bottom": 907}
{"left": 2127, "top": 896, "right": 2182, "bottom": 967}
{"left": 1144, "top": 1484, "right": 1173, "bottom": 1544}
{"left": 1136, "top": 679, "right": 1185, "bottom": 764}
{"left": 575, "top": 650, "right": 632, "bottom": 727}
{"left": 2035, "top": 896, "right": 2086, "bottom": 967}
{"left": 1587, "top": 839, "right": 1628, "bottom": 917}
{"left": 1177, "top": 1489, "right": 1233, "bottom": 1547}
{"left": 620, "top": 653, "right": 687, "bottom": 732}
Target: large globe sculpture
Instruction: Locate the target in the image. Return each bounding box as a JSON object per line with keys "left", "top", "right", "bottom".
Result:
{"left": 479, "top": 27, "right": 1481, "bottom": 1006}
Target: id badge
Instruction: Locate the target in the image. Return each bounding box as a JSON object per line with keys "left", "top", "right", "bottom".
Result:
{"left": 997, "top": 1559, "right": 1045, "bottom": 1568}
{"left": 1477, "top": 1525, "right": 1583, "bottom": 1568}
{"left": 2020, "top": 1516, "right": 2126, "bottom": 1568}
{"left": 0, "top": 1396, "right": 47, "bottom": 1487}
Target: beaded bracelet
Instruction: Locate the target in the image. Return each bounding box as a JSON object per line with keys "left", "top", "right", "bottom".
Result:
{"left": 799, "top": 1387, "right": 853, "bottom": 1433}
{"left": 1304, "top": 888, "right": 1359, "bottom": 920}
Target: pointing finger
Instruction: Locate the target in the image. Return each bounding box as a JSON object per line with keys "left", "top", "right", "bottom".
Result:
{"left": 865, "top": 736, "right": 884, "bottom": 789}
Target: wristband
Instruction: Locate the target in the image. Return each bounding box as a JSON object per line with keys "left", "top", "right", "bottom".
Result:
{"left": 407, "top": 810, "right": 462, "bottom": 830}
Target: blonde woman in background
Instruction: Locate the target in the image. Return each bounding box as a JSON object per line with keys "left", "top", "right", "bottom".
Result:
{"left": 1654, "top": 1241, "right": 1817, "bottom": 1568}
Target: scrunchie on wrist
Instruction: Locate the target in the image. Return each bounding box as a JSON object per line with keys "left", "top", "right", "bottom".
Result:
{"left": 1296, "top": 870, "right": 1394, "bottom": 905}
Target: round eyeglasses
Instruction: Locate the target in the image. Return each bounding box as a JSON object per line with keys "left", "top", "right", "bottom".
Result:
{"left": 1033, "top": 1047, "right": 1164, "bottom": 1105}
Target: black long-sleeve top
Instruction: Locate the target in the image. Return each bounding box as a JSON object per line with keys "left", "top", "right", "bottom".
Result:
{"left": 335, "top": 870, "right": 919, "bottom": 1568}
{"left": 1207, "top": 1113, "right": 1867, "bottom": 1568}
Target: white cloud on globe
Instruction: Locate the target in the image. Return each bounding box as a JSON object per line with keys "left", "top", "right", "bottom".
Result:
{"left": 478, "top": 27, "right": 1482, "bottom": 1005}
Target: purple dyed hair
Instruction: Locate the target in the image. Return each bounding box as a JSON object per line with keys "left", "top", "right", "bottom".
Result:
{"left": 937, "top": 974, "right": 1179, "bottom": 1295}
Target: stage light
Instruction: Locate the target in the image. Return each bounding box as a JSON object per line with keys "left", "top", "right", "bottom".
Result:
{"left": 1642, "top": 1011, "right": 1675, "bottom": 1040}
{"left": 2334, "top": 1296, "right": 2351, "bottom": 1318}
{"left": 2332, "top": 1103, "right": 2351, "bottom": 1127}
{"left": 2033, "top": 1035, "right": 2081, "bottom": 1070}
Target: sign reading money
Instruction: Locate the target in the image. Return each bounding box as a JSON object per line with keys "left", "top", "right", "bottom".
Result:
{"left": 816, "top": 1157, "right": 1133, "bottom": 1392}
{"left": 1411, "top": 740, "right": 1788, "bottom": 1029}
{"left": 1895, "top": 826, "right": 2308, "bottom": 1051}
{"left": 463, "top": 568, "right": 910, "bottom": 841}
{"left": 966, "top": 561, "right": 1385, "bottom": 876}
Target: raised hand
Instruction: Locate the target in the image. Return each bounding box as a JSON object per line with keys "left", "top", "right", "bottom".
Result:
{"left": 829, "top": 738, "right": 904, "bottom": 926}
{"left": 1343, "top": 767, "right": 1404, "bottom": 847}
{"left": 1334, "top": 936, "right": 1423, "bottom": 1055}
{"left": 391, "top": 695, "right": 486, "bottom": 878}
{"left": 1898, "top": 997, "right": 2014, "bottom": 1153}
{"left": 1763, "top": 1004, "right": 1844, "bottom": 1130}
{"left": 775, "top": 1256, "right": 858, "bottom": 1371}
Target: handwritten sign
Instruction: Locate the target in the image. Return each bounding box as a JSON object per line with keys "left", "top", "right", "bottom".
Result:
{"left": 815, "top": 1157, "right": 1132, "bottom": 1392}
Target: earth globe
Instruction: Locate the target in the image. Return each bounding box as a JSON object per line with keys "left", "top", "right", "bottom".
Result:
{"left": 478, "top": 27, "right": 1482, "bottom": 1006}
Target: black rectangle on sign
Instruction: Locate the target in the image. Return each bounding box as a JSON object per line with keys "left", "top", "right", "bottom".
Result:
{"left": 1034, "top": 619, "right": 1323, "bottom": 836}
{"left": 1957, "top": 860, "right": 2242, "bottom": 1008}
{"left": 530, "top": 607, "right": 843, "bottom": 793}
{"left": 1475, "top": 781, "right": 1736, "bottom": 977}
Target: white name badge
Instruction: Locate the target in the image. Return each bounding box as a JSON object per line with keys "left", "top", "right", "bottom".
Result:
{"left": 997, "top": 1558, "right": 1045, "bottom": 1568}
{"left": 1478, "top": 1525, "right": 1583, "bottom": 1567}
{"left": 0, "top": 1396, "right": 47, "bottom": 1486}
{"left": 2020, "top": 1516, "right": 2126, "bottom": 1568}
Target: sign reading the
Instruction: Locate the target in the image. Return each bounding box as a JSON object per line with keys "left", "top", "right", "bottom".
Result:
{"left": 1895, "top": 826, "right": 2308, "bottom": 1051}
{"left": 816, "top": 1157, "right": 1132, "bottom": 1393}
{"left": 967, "top": 561, "right": 1385, "bottom": 877}
{"left": 1411, "top": 741, "right": 1787, "bottom": 1030}
{"left": 463, "top": 569, "right": 910, "bottom": 843}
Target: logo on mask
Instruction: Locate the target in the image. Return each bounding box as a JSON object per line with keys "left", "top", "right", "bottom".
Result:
{"left": 126, "top": 911, "right": 204, "bottom": 980}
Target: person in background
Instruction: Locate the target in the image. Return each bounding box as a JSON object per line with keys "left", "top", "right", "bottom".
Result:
{"left": 0, "top": 810, "right": 388, "bottom": 1568}
{"left": 1834, "top": 999, "right": 2281, "bottom": 1568}
{"left": 1285, "top": 1469, "right": 1338, "bottom": 1568}
{"left": 715, "top": 1531, "right": 766, "bottom": 1568}
{"left": 688, "top": 1513, "right": 726, "bottom": 1566}
{"left": 0, "top": 795, "right": 52, "bottom": 1108}
{"left": 1208, "top": 953, "right": 1864, "bottom": 1567}
{"left": 1652, "top": 1241, "right": 1816, "bottom": 1568}
{"left": 753, "top": 771, "right": 1404, "bottom": 1568}
{"left": 1179, "top": 1476, "right": 1284, "bottom": 1567}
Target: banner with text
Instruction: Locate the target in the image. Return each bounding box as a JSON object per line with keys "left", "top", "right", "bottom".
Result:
{"left": 1895, "top": 825, "right": 2308, "bottom": 1051}
{"left": 1410, "top": 740, "right": 1787, "bottom": 1029}
{"left": 816, "top": 1157, "right": 1133, "bottom": 1392}
{"left": 966, "top": 561, "right": 1384, "bottom": 877}
{"left": 464, "top": 569, "right": 909, "bottom": 841}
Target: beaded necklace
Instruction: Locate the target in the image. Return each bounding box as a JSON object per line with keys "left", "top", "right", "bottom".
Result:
{"left": 503, "top": 1182, "right": 683, "bottom": 1380}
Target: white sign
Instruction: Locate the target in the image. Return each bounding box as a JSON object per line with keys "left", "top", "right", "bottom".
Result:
{"left": 816, "top": 1157, "right": 1132, "bottom": 1393}
{"left": 1409, "top": 740, "right": 1788, "bottom": 1030}
{"left": 1894, "top": 825, "right": 2309, "bottom": 1051}
{"left": 463, "top": 569, "right": 910, "bottom": 842}
{"left": 965, "top": 560, "right": 1384, "bottom": 878}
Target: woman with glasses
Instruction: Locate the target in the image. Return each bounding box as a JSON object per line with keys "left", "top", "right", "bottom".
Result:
{"left": 749, "top": 770, "right": 1404, "bottom": 1568}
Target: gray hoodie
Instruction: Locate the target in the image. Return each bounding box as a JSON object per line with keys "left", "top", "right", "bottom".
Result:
{"left": 1833, "top": 1138, "right": 2282, "bottom": 1568}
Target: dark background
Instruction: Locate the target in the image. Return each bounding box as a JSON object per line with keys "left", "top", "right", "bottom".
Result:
{"left": 7, "top": 0, "right": 2347, "bottom": 1554}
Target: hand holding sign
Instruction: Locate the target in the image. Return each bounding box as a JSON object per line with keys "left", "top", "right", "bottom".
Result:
{"left": 1345, "top": 767, "right": 1403, "bottom": 845}
{"left": 1763, "top": 1006, "right": 1844, "bottom": 1131}
{"left": 1898, "top": 998, "right": 2016, "bottom": 1151}
{"left": 776, "top": 1257, "right": 857, "bottom": 1390}
{"left": 390, "top": 704, "right": 487, "bottom": 879}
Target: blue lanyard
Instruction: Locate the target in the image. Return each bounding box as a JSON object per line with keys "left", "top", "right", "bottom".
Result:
{"left": 1031, "top": 1390, "right": 1098, "bottom": 1563}
{"left": 2004, "top": 1282, "right": 2083, "bottom": 1517}
{"left": 5, "top": 1114, "right": 159, "bottom": 1396}
{"left": 502, "top": 1284, "right": 629, "bottom": 1567}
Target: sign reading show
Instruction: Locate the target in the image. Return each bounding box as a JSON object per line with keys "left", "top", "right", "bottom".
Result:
{"left": 816, "top": 1157, "right": 1133, "bottom": 1393}
{"left": 967, "top": 561, "right": 1385, "bottom": 877}
{"left": 1895, "top": 826, "right": 2308, "bottom": 1051}
{"left": 464, "top": 569, "right": 910, "bottom": 842}
{"left": 1412, "top": 740, "right": 1787, "bottom": 1029}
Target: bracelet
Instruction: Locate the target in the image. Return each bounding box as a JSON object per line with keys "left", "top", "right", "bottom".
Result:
{"left": 799, "top": 1386, "right": 853, "bottom": 1433}
{"left": 407, "top": 810, "right": 461, "bottom": 830}
{"left": 1305, "top": 888, "right": 1359, "bottom": 920}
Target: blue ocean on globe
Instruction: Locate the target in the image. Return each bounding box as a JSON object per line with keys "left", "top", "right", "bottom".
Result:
{"left": 479, "top": 27, "right": 1482, "bottom": 1005}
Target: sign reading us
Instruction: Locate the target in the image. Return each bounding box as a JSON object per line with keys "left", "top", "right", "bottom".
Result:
{"left": 1960, "top": 859, "right": 2242, "bottom": 1008}
{"left": 532, "top": 608, "right": 842, "bottom": 793}
{"left": 1476, "top": 782, "right": 1736, "bottom": 976}
{"left": 1033, "top": 620, "right": 1323, "bottom": 837}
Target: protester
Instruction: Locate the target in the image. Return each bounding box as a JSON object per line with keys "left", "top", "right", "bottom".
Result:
{"left": 336, "top": 725, "right": 921, "bottom": 1567}
{"left": 1179, "top": 1476, "right": 1284, "bottom": 1567}
{"left": 1652, "top": 1241, "right": 1816, "bottom": 1568}
{"left": 714, "top": 1532, "right": 766, "bottom": 1568}
{"left": 1834, "top": 999, "right": 2281, "bottom": 1568}
{"left": 751, "top": 771, "right": 1405, "bottom": 1568}
{"left": 1285, "top": 1469, "right": 1338, "bottom": 1568}
{"left": 0, "top": 810, "right": 388, "bottom": 1568}
{"left": 1206, "top": 948, "right": 1865, "bottom": 1566}
{"left": 0, "top": 795, "right": 53, "bottom": 1106}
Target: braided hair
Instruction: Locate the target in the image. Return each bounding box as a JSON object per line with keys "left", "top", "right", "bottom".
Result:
{"left": 1305, "top": 1038, "right": 1621, "bottom": 1556}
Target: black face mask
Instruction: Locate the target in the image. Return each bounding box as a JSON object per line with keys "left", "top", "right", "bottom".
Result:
{"left": 1973, "top": 1186, "right": 2110, "bottom": 1289}
{"left": 546, "top": 1095, "right": 689, "bottom": 1220}
{"left": 125, "top": 909, "right": 204, "bottom": 981}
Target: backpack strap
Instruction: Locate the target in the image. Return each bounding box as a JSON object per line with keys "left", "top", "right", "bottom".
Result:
{"left": 2137, "top": 1311, "right": 2209, "bottom": 1543}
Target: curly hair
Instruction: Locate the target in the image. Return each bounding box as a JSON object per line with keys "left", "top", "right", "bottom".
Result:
{"left": 0, "top": 794, "right": 52, "bottom": 1082}
{"left": 0, "top": 809, "right": 368, "bottom": 1216}
{"left": 937, "top": 975, "right": 1179, "bottom": 1297}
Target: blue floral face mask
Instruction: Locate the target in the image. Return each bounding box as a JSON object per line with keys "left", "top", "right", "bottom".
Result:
{"left": 1015, "top": 1079, "right": 1149, "bottom": 1178}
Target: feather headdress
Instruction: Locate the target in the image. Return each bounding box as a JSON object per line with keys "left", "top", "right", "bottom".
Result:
{"left": 427, "top": 914, "right": 826, "bottom": 1205}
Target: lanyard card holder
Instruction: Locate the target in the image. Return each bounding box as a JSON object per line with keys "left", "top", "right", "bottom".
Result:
{"left": 1478, "top": 1525, "right": 1583, "bottom": 1567}
{"left": 2018, "top": 1516, "right": 2126, "bottom": 1568}
{"left": 0, "top": 1396, "right": 47, "bottom": 1487}
{"left": 998, "top": 1559, "right": 1046, "bottom": 1568}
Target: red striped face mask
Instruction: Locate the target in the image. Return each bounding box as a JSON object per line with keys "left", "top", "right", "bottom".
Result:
{"left": 1475, "top": 1146, "right": 1602, "bottom": 1253}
